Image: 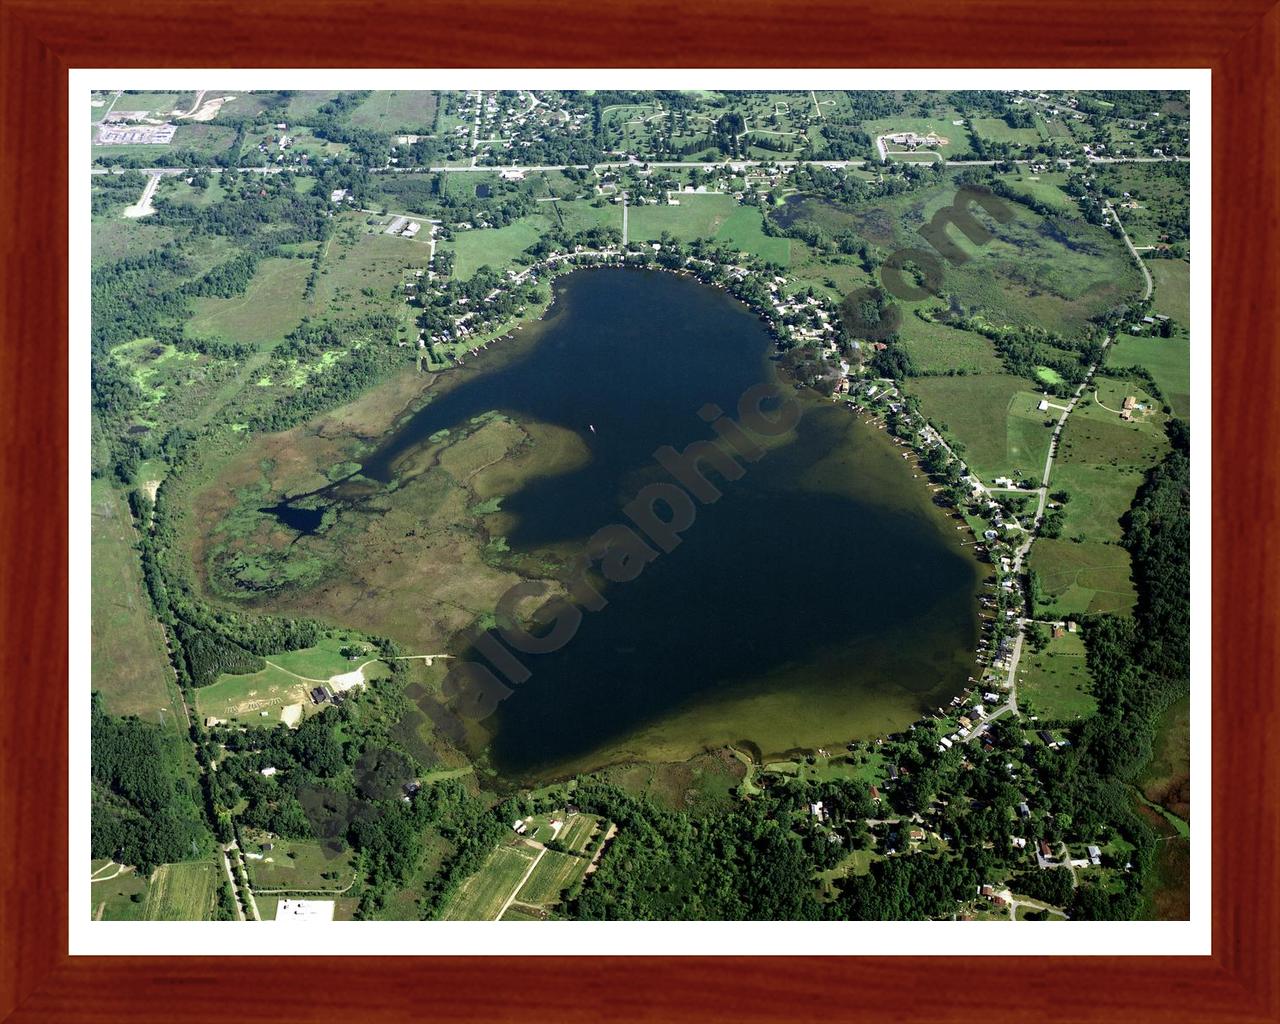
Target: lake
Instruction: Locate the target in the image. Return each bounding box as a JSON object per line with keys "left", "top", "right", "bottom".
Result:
{"left": 271, "top": 268, "right": 983, "bottom": 780}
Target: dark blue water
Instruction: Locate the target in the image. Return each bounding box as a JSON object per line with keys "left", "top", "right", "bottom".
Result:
{"left": 270, "top": 269, "right": 982, "bottom": 777}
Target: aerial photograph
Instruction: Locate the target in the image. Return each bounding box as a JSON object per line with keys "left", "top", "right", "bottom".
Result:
{"left": 88, "top": 87, "right": 1192, "bottom": 924}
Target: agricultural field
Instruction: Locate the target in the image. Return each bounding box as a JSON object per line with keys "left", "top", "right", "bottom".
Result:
{"left": 511, "top": 849, "right": 588, "bottom": 905}
{"left": 1015, "top": 629, "right": 1098, "bottom": 721}
{"left": 908, "top": 374, "right": 1055, "bottom": 483}
{"left": 141, "top": 859, "right": 223, "bottom": 921}
{"left": 439, "top": 842, "right": 539, "bottom": 920}
{"left": 91, "top": 479, "right": 182, "bottom": 728}
{"left": 347, "top": 90, "right": 438, "bottom": 133}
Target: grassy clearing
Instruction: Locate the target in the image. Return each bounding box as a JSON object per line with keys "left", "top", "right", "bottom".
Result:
{"left": 195, "top": 663, "right": 309, "bottom": 724}
{"left": 908, "top": 374, "right": 1054, "bottom": 483}
{"left": 1111, "top": 261, "right": 1191, "bottom": 418}
{"left": 187, "top": 256, "right": 314, "bottom": 347}
{"left": 1148, "top": 259, "right": 1191, "bottom": 322}
{"left": 347, "top": 91, "right": 438, "bottom": 133}
{"left": 444, "top": 216, "right": 548, "bottom": 280}
{"left": 1029, "top": 538, "right": 1136, "bottom": 616}
{"left": 1016, "top": 630, "right": 1098, "bottom": 721}
{"left": 897, "top": 317, "right": 1004, "bottom": 375}
{"left": 440, "top": 842, "right": 539, "bottom": 920}
{"left": 626, "top": 194, "right": 790, "bottom": 264}
{"left": 91, "top": 865, "right": 150, "bottom": 920}
{"left": 91, "top": 479, "right": 182, "bottom": 729}
{"left": 142, "top": 859, "right": 221, "bottom": 920}
{"left": 970, "top": 116, "right": 1045, "bottom": 146}
{"left": 242, "top": 837, "right": 358, "bottom": 892}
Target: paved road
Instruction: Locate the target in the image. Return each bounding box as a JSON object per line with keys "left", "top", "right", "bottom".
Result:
{"left": 89, "top": 154, "right": 1183, "bottom": 178}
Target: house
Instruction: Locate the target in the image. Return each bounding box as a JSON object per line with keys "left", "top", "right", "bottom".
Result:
{"left": 1018, "top": 801, "right": 1031, "bottom": 819}
{"left": 310, "top": 686, "right": 329, "bottom": 704}
{"left": 1038, "top": 840, "right": 1053, "bottom": 859}
{"left": 1088, "top": 844, "right": 1103, "bottom": 866}
{"left": 869, "top": 785, "right": 881, "bottom": 802}
{"left": 1037, "top": 730, "right": 1054, "bottom": 745}
{"left": 403, "top": 221, "right": 421, "bottom": 239}
{"left": 260, "top": 766, "right": 278, "bottom": 777}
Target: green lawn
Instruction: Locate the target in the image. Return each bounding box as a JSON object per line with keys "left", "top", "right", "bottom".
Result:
{"left": 444, "top": 216, "right": 548, "bottom": 280}
{"left": 628, "top": 193, "right": 738, "bottom": 242}
{"left": 862, "top": 116, "right": 975, "bottom": 158}
{"left": 91, "top": 479, "right": 182, "bottom": 729}
{"left": 1015, "top": 630, "right": 1098, "bottom": 721}
{"left": 242, "top": 837, "right": 358, "bottom": 892}
{"left": 970, "top": 116, "right": 1045, "bottom": 146}
{"left": 908, "top": 374, "right": 1055, "bottom": 483}
{"left": 440, "top": 842, "right": 539, "bottom": 920}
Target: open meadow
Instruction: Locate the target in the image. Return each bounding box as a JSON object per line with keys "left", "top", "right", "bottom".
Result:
{"left": 1015, "top": 629, "right": 1098, "bottom": 721}
{"left": 91, "top": 479, "right": 182, "bottom": 728}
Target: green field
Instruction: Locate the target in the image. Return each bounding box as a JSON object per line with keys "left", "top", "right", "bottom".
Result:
{"left": 91, "top": 863, "right": 150, "bottom": 920}
{"left": 440, "top": 842, "right": 539, "bottom": 920}
{"left": 908, "top": 374, "right": 1055, "bottom": 483}
{"left": 142, "top": 859, "right": 222, "bottom": 920}
{"left": 557, "top": 813, "right": 601, "bottom": 853}
{"left": 862, "top": 117, "right": 974, "bottom": 158}
{"left": 1015, "top": 630, "right": 1098, "bottom": 721}
{"left": 998, "top": 173, "right": 1079, "bottom": 215}
{"left": 628, "top": 193, "right": 791, "bottom": 265}
{"left": 195, "top": 636, "right": 386, "bottom": 725}
{"left": 243, "top": 837, "right": 358, "bottom": 892}
{"left": 91, "top": 479, "right": 182, "bottom": 728}
{"left": 1111, "top": 259, "right": 1192, "bottom": 418}
{"left": 1029, "top": 538, "right": 1137, "bottom": 617}
{"left": 897, "top": 317, "right": 1005, "bottom": 375}
{"left": 444, "top": 216, "right": 547, "bottom": 280}
{"left": 970, "top": 116, "right": 1045, "bottom": 146}
{"left": 348, "top": 91, "right": 438, "bottom": 133}
{"left": 187, "top": 256, "right": 315, "bottom": 346}
{"left": 514, "top": 850, "right": 590, "bottom": 905}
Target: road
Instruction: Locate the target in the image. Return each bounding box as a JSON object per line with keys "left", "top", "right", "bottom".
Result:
{"left": 1106, "top": 199, "right": 1154, "bottom": 300}
{"left": 220, "top": 845, "right": 248, "bottom": 922}
{"left": 88, "top": 153, "right": 1183, "bottom": 179}
{"left": 123, "top": 172, "right": 162, "bottom": 218}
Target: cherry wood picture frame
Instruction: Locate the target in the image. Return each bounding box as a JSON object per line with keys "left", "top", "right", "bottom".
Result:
{"left": 2, "top": 1, "right": 1276, "bottom": 1020}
